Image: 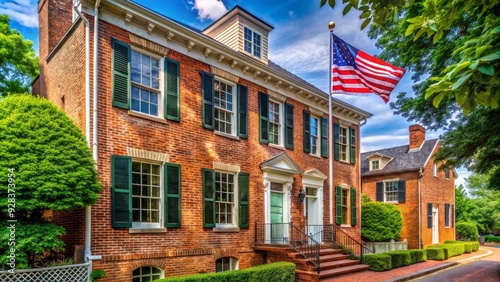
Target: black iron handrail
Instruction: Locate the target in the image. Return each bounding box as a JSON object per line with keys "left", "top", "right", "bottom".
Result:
{"left": 255, "top": 222, "right": 320, "bottom": 273}
{"left": 306, "top": 224, "right": 370, "bottom": 263}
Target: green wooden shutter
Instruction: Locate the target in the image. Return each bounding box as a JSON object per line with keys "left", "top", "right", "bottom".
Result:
{"left": 201, "top": 71, "right": 215, "bottom": 129}
{"left": 164, "top": 163, "right": 181, "bottom": 228}
{"left": 376, "top": 182, "right": 384, "bottom": 202}
{"left": 303, "top": 110, "right": 311, "bottom": 153}
{"left": 238, "top": 172, "right": 249, "bottom": 228}
{"left": 111, "top": 155, "right": 132, "bottom": 228}
{"left": 334, "top": 123, "right": 340, "bottom": 161}
{"left": 427, "top": 203, "right": 433, "bottom": 228}
{"left": 350, "top": 127, "right": 356, "bottom": 164}
{"left": 202, "top": 168, "right": 215, "bottom": 228}
{"left": 164, "top": 58, "right": 180, "bottom": 121}
{"left": 284, "top": 103, "right": 294, "bottom": 149}
{"left": 444, "top": 204, "right": 450, "bottom": 227}
{"left": 321, "top": 117, "right": 328, "bottom": 157}
{"left": 258, "top": 92, "right": 269, "bottom": 143}
{"left": 336, "top": 186, "right": 342, "bottom": 224}
{"left": 237, "top": 84, "right": 248, "bottom": 138}
{"left": 398, "top": 180, "right": 406, "bottom": 203}
{"left": 111, "top": 38, "right": 130, "bottom": 109}
{"left": 351, "top": 188, "right": 357, "bottom": 226}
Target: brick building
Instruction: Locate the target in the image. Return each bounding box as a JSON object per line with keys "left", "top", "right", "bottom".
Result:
{"left": 361, "top": 125, "right": 456, "bottom": 249}
{"left": 34, "top": 0, "right": 372, "bottom": 280}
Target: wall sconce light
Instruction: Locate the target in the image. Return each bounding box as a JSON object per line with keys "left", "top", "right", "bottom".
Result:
{"left": 298, "top": 188, "right": 306, "bottom": 203}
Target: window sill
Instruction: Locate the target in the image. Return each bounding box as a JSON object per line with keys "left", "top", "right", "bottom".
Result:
{"left": 215, "top": 131, "right": 240, "bottom": 140}
{"left": 128, "top": 111, "right": 167, "bottom": 124}
{"left": 340, "top": 224, "right": 351, "bottom": 228}
{"left": 309, "top": 153, "right": 321, "bottom": 159}
{"left": 213, "top": 227, "right": 240, "bottom": 233}
{"left": 129, "top": 228, "right": 167, "bottom": 234}
{"left": 269, "top": 143, "right": 285, "bottom": 151}
{"left": 384, "top": 201, "right": 399, "bottom": 205}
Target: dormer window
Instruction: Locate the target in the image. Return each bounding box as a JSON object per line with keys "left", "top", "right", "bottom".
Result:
{"left": 371, "top": 160, "right": 380, "bottom": 170}
{"left": 244, "top": 27, "right": 262, "bottom": 58}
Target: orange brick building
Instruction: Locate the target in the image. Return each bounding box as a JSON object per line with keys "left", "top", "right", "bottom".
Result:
{"left": 33, "top": 0, "right": 373, "bottom": 280}
{"left": 361, "top": 125, "right": 456, "bottom": 250}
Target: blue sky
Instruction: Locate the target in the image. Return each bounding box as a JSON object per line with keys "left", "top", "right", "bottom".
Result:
{"left": 1, "top": 0, "right": 469, "bottom": 185}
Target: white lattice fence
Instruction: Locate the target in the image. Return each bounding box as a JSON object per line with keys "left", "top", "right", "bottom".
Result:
{"left": 0, "top": 263, "right": 90, "bottom": 282}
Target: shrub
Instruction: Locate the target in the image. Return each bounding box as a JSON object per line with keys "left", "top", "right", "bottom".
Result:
{"left": 363, "top": 254, "right": 392, "bottom": 271}
{"left": 445, "top": 240, "right": 473, "bottom": 253}
{"left": 429, "top": 244, "right": 464, "bottom": 259}
{"left": 408, "top": 249, "right": 426, "bottom": 263}
{"left": 154, "top": 262, "right": 295, "bottom": 282}
{"left": 456, "top": 222, "right": 478, "bottom": 241}
{"left": 485, "top": 235, "right": 500, "bottom": 243}
{"left": 361, "top": 202, "right": 403, "bottom": 241}
{"left": 386, "top": 251, "right": 411, "bottom": 268}
{"left": 471, "top": 241, "right": 480, "bottom": 251}
{"left": 426, "top": 248, "right": 445, "bottom": 261}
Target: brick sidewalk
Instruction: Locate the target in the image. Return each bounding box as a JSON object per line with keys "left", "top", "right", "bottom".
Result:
{"left": 321, "top": 248, "right": 490, "bottom": 282}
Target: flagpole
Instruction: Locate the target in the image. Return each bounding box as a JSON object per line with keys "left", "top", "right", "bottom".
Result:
{"left": 328, "top": 21, "right": 335, "bottom": 224}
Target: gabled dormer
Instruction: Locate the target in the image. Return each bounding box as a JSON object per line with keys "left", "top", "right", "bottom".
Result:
{"left": 203, "top": 6, "right": 274, "bottom": 65}
{"left": 365, "top": 152, "right": 393, "bottom": 171}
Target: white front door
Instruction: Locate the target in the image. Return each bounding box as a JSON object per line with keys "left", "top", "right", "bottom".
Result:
{"left": 432, "top": 204, "right": 439, "bottom": 244}
{"left": 306, "top": 187, "right": 323, "bottom": 243}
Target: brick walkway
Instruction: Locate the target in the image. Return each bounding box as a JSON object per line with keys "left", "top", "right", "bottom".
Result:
{"left": 321, "top": 247, "right": 491, "bottom": 282}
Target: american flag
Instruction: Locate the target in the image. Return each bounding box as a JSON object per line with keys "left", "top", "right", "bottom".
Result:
{"left": 331, "top": 34, "right": 406, "bottom": 103}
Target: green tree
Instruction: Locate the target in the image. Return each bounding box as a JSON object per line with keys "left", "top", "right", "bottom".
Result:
{"left": 455, "top": 185, "right": 472, "bottom": 223}
{"left": 321, "top": 0, "right": 499, "bottom": 113}
{"left": 0, "top": 14, "right": 39, "bottom": 96}
{"left": 0, "top": 94, "right": 101, "bottom": 268}
{"left": 465, "top": 173, "right": 500, "bottom": 233}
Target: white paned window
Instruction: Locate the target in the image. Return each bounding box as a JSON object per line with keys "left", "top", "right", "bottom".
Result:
{"left": 371, "top": 160, "right": 380, "bottom": 170}
{"left": 339, "top": 126, "right": 349, "bottom": 162}
{"left": 132, "top": 162, "right": 162, "bottom": 228}
{"left": 341, "top": 188, "right": 349, "bottom": 225}
{"left": 132, "top": 266, "right": 163, "bottom": 282}
{"left": 214, "top": 79, "right": 235, "bottom": 135}
{"left": 216, "top": 257, "right": 238, "bottom": 272}
{"left": 310, "top": 117, "right": 319, "bottom": 155}
{"left": 131, "top": 50, "right": 161, "bottom": 116}
{"left": 215, "top": 172, "right": 236, "bottom": 227}
{"left": 384, "top": 181, "right": 398, "bottom": 202}
{"left": 269, "top": 100, "right": 282, "bottom": 145}
{"left": 244, "top": 27, "right": 262, "bottom": 58}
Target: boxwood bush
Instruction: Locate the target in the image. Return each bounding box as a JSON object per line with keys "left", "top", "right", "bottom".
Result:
{"left": 426, "top": 247, "right": 445, "bottom": 261}
{"left": 386, "top": 251, "right": 411, "bottom": 268}
{"left": 445, "top": 240, "right": 473, "bottom": 253}
{"left": 408, "top": 249, "right": 426, "bottom": 263}
{"left": 153, "top": 262, "right": 295, "bottom": 282}
{"left": 428, "top": 244, "right": 465, "bottom": 259}
{"left": 363, "top": 253, "right": 392, "bottom": 271}
{"left": 456, "top": 222, "right": 478, "bottom": 241}
{"left": 361, "top": 202, "right": 403, "bottom": 241}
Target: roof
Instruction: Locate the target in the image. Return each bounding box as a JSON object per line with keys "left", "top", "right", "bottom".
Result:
{"left": 361, "top": 139, "right": 439, "bottom": 176}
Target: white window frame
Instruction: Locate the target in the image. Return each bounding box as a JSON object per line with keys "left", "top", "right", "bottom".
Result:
{"left": 243, "top": 26, "right": 262, "bottom": 59}
{"left": 445, "top": 205, "right": 451, "bottom": 228}
{"left": 130, "top": 48, "right": 163, "bottom": 118}
{"left": 132, "top": 266, "right": 164, "bottom": 281}
{"left": 310, "top": 116, "right": 320, "bottom": 156}
{"left": 371, "top": 159, "right": 380, "bottom": 171}
{"left": 341, "top": 187, "right": 350, "bottom": 226}
{"left": 215, "top": 171, "right": 238, "bottom": 228}
{"left": 268, "top": 100, "right": 283, "bottom": 146}
{"left": 216, "top": 257, "right": 238, "bottom": 272}
{"left": 383, "top": 179, "right": 399, "bottom": 203}
{"left": 339, "top": 125, "right": 349, "bottom": 162}
{"left": 131, "top": 160, "right": 163, "bottom": 229}
{"left": 444, "top": 168, "right": 450, "bottom": 180}
{"left": 214, "top": 77, "right": 237, "bottom": 136}
{"left": 433, "top": 162, "right": 437, "bottom": 177}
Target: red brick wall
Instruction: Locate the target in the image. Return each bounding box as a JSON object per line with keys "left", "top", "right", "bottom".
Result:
{"left": 361, "top": 143, "right": 455, "bottom": 249}
{"left": 38, "top": 9, "right": 363, "bottom": 280}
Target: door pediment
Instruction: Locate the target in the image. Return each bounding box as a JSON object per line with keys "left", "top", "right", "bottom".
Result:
{"left": 260, "top": 152, "right": 302, "bottom": 175}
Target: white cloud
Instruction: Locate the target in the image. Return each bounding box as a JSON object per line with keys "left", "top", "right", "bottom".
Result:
{"left": 188, "top": 0, "right": 227, "bottom": 21}
{"left": 0, "top": 0, "right": 38, "bottom": 28}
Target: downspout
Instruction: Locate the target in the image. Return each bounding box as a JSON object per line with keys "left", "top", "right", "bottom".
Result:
{"left": 418, "top": 167, "right": 423, "bottom": 249}
{"left": 93, "top": 1, "right": 100, "bottom": 166}
{"left": 359, "top": 118, "right": 367, "bottom": 242}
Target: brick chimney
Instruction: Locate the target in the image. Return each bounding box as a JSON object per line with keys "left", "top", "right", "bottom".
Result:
{"left": 409, "top": 124, "right": 426, "bottom": 150}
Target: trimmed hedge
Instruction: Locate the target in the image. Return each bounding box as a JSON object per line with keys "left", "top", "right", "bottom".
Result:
{"left": 386, "top": 251, "right": 411, "bottom": 268}
{"left": 427, "top": 244, "right": 464, "bottom": 260}
{"left": 426, "top": 248, "right": 445, "bottom": 261}
{"left": 485, "top": 235, "right": 500, "bottom": 243}
{"left": 361, "top": 202, "right": 403, "bottom": 241}
{"left": 363, "top": 254, "right": 392, "bottom": 271}
{"left": 444, "top": 240, "right": 474, "bottom": 253}
{"left": 408, "top": 249, "right": 426, "bottom": 263}
{"left": 153, "top": 262, "right": 295, "bottom": 282}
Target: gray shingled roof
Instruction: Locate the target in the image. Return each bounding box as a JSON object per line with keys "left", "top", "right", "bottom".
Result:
{"left": 361, "top": 139, "right": 439, "bottom": 176}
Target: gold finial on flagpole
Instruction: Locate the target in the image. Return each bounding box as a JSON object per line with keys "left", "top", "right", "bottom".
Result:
{"left": 328, "top": 21, "right": 335, "bottom": 32}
